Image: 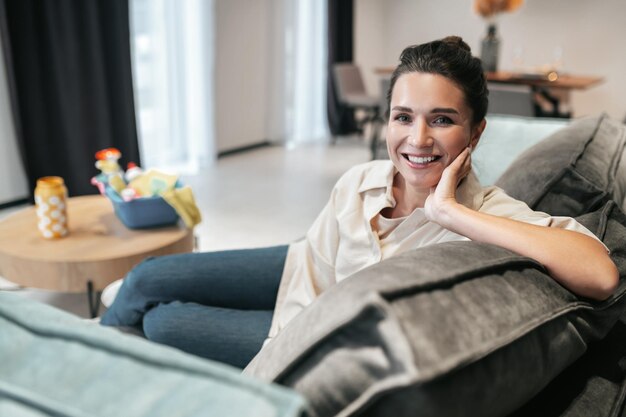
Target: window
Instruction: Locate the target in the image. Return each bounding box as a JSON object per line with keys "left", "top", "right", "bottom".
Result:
{"left": 130, "top": 0, "right": 215, "bottom": 173}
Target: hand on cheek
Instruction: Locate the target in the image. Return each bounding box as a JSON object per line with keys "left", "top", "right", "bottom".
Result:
{"left": 424, "top": 147, "right": 472, "bottom": 224}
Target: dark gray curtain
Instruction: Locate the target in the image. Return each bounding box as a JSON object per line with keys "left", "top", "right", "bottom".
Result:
{"left": 327, "top": 0, "right": 356, "bottom": 136}
{"left": 0, "top": 0, "right": 140, "bottom": 197}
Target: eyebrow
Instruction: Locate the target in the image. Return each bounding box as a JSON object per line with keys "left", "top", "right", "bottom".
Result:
{"left": 391, "top": 106, "right": 460, "bottom": 115}
{"left": 432, "top": 107, "right": 460, "bottom": 115}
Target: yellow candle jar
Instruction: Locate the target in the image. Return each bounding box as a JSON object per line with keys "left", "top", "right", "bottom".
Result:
{"left": 34, "top": 176, "right": 69, "bottom": 239}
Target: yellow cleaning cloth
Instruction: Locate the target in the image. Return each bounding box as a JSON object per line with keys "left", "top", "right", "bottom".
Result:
{"left": 129, "top": 169, "right": 179, "bottom": 197}
{"left": 161, "top": 186, "right": 202, "bottom": 229}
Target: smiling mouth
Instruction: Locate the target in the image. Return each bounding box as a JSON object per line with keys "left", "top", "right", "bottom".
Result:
{"left": 402, "top": 154, "right": 442, "bottom": 165}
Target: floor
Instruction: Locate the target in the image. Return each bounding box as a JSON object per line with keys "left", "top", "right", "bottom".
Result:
{"left": 0, "top": 137, "right": 373, "bottom": 318}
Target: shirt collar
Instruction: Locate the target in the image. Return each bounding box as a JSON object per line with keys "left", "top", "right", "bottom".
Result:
{"left": 358, "top": 160, "right": 484, "bottom": 212}
{"left": 357, "top": 160, "right": 396, "bottom": 194}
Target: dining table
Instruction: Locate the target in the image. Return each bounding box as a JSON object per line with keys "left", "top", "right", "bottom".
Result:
{"left": 374, "top": 67, "right": 604, "bottom": 118}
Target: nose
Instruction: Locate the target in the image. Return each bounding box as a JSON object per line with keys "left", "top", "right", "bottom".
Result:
{"left": 407, "top": 117, "right": 433, "bottom": 148}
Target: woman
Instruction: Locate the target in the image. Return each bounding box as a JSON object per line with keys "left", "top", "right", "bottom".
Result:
{"left": 102, "top": 36, "right": 618, "bottom": 369}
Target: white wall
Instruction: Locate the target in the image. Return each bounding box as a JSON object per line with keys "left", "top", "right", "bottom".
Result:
{"left": 214, "top": 0, "right": 273, "bottom": 153}
{"left": 264, "top": 0, "right": 287, "bottom": 143}
{"left": 0, "top": 36, "right": 28, "bottom": 204}
{"left": 354, "top": 0, "right": 388, "bottom": 98}
{"left": 355, "top": 0, "right": 626, "bottom": 119}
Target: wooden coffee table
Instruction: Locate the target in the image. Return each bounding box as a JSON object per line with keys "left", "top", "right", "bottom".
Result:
{"left": 0, "top": 195, "right": 194, "bottom": 317}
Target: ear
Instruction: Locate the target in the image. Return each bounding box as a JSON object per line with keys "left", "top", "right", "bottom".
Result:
{"left": 469, "top": 119, "right": 487, "bottom": 150}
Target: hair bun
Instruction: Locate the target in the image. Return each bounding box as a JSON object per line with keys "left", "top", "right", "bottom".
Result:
{"left": 441, "top": 36, "right": 471, "bottom": 53}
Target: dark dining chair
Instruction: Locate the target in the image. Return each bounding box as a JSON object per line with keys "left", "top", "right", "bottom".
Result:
{"left": 333, "top": 63, "right": 385, "bottom": 159}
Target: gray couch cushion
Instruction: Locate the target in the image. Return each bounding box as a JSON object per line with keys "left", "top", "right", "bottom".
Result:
{"left": 0, "top": 293, "right": 307, "bottom": 417}
{"left": 617, "top": 145, "right": 626, "bottom": 210}
{"left": 507, "top": 317, "right": 626, "bottom": 417}
{"left": 245, "top": 201, "right": 626, "bottom": 417}
{"left": 496, "top": 114, "right": 626, "bottom": 216}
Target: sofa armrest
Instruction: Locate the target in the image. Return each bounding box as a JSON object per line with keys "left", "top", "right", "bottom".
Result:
{"left": 0, "top": 293, "right": 307, "bottom": 417}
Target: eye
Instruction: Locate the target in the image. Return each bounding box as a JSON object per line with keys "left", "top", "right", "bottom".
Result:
{"left": 394, "top": 113, "right": 412, "bottom": 124}
{"left": 432, "top": 115, "right": 453, "bottom": 126}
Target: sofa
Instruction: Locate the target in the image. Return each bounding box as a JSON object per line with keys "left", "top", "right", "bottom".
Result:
{"left": 2, "top": 114, "right": 625, "bottom": 417}
{"left": 0, "top": 292, "right": 307, "bottom": 416}
{"left": 244, "top": 114, "right": 626, "bottom": 417}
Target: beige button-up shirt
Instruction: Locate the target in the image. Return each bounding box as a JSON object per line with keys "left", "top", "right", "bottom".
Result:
{"left": 267, "top": 160, "right": 600, "bottom": 340}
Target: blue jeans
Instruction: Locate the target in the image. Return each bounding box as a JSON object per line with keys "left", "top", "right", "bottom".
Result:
{"left": 101, "top": 245, "right": 288, "bottom": 369}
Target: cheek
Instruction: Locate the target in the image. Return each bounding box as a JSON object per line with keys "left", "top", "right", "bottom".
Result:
{"left": 385, "top": 125, "right": 403, "bottom": 147}
{"left": 387, "top": 122, "right": 412, "bottom": 140}
{"left": 442, "top": 132, "right": 471, "bottom": 161}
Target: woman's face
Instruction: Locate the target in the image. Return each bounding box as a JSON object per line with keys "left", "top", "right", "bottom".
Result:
{"left": 386, "top": 72, "right": 484, "bottom": 192}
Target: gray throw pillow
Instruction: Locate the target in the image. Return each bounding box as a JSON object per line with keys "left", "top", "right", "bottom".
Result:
{"left": 496, "top": 114, "right": 626, "bottom": 217}
{"left": 244, "top": 201, "right": 626, "bottom": 417}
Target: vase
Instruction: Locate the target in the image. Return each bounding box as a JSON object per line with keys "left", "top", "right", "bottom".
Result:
{"left": 34, "top": 176, "right": 69, "bottom": 239}
{"left": 480, "top": 24, "right": 500, "bottom": 72}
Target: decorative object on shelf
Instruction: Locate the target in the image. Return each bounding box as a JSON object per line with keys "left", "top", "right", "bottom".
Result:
{"left": 474, "top": 0, "right": 524, "bottom": 72}
{"left": 481, "top": 24, "right": 500, "bottom": 72}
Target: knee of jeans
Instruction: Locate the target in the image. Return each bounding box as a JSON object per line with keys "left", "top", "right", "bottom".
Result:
{"left": 121, "top": 256, "right": 160, "bottom": 294}
{"left": 142, "top": 302, "right": 182, "bottom": 345}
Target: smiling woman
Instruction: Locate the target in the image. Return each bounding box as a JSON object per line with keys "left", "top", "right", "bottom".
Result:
{"left": 376, "top": 37, "right": 617, "bottom": 300}
{"left": 385, "top": 72, "right": 485, "bottom": 214}
{"left": 382, "top": 37, "right": 487, "bottom": 216}
{"left": 101, "top": 36, "right": 618, "bottom": 371}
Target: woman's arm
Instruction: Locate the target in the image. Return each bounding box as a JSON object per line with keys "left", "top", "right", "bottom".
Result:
{"left": 426, "top": 148, "right": 619, "bottom": 301}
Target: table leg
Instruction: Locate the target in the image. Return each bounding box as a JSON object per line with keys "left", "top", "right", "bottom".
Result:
{"left": 86, "top": 281, "right": 101, "bottom": 318}
{"left": 532, "top": 87, "right": 571, "bottom": 118}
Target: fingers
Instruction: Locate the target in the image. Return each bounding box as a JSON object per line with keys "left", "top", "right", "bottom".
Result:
{"left": 458, "top": 147, "right": 472, "bottom": 180}
{"left": 439, "top": 148, "right": 471, "bottom": 189}
{"left": 435, "top": 147, "right": 472, "bottom": 197}
{"left": 445, "top": 147, "right": 471, "bottom": 176}
{"left": 452, "top": 147, "right": 470, "bottom": 168}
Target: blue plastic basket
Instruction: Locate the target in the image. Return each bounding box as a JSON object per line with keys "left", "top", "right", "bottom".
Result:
{"left": 105, "top": 187, "right": 180, "bottom": 229}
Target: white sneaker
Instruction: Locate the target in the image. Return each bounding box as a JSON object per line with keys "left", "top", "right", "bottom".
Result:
{"left": 101, "top": 279, "right": 124, "bottom": 308}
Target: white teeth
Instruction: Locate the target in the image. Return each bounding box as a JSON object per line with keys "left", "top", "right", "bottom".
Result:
{"left": 407, "top": 155, "right": 437, "bottom": 164}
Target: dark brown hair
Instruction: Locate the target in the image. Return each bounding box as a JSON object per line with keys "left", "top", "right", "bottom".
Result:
{"left": 386, "top": 36, "right": 488, "bottom": 126}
